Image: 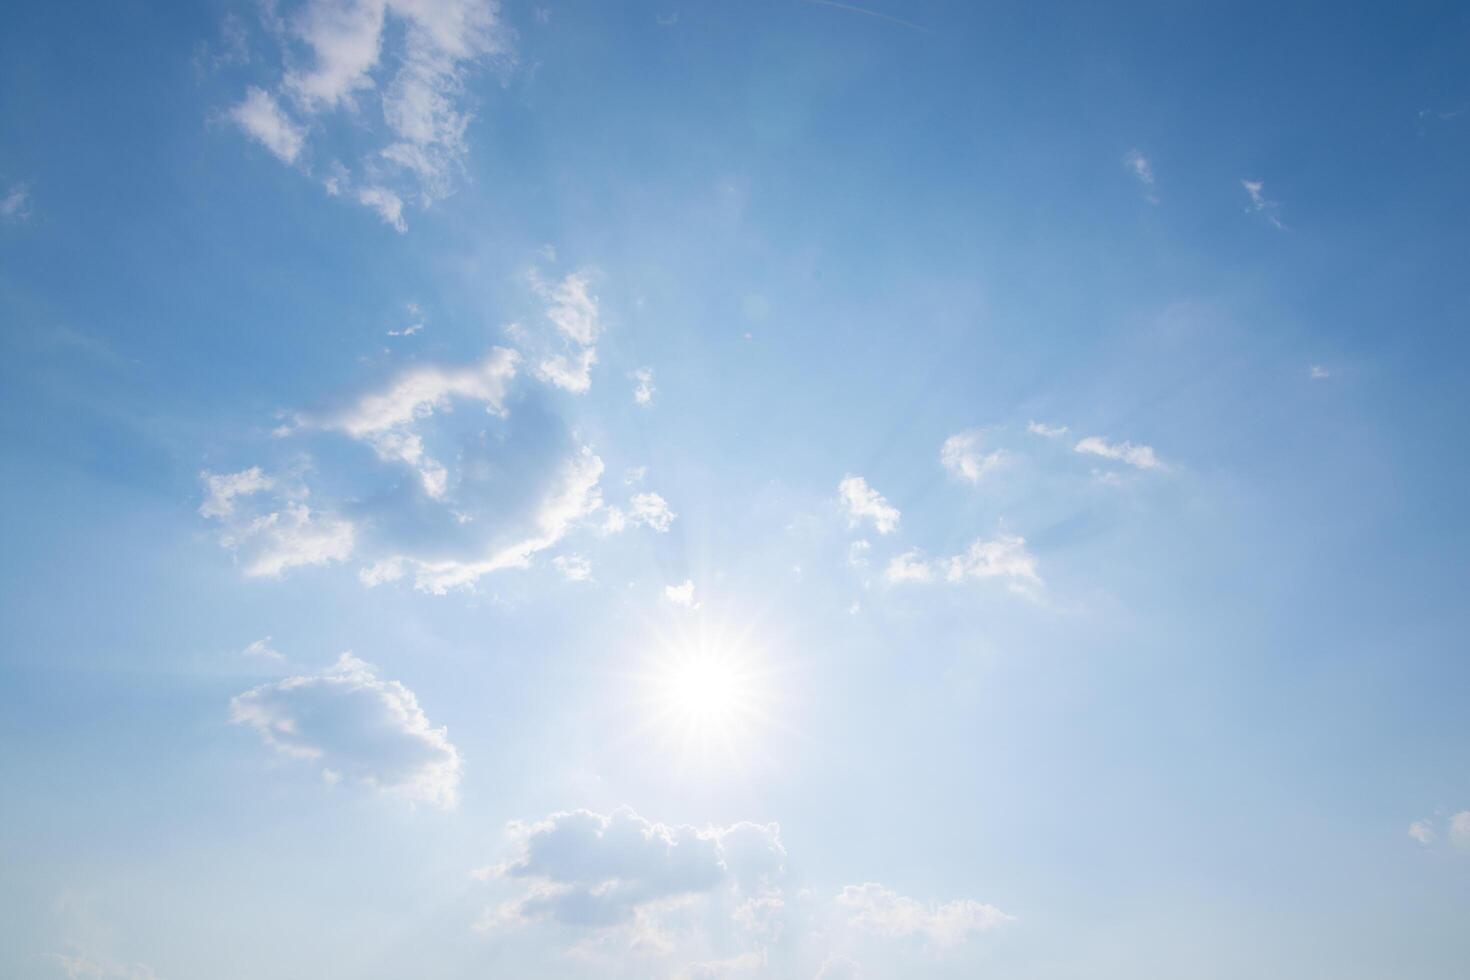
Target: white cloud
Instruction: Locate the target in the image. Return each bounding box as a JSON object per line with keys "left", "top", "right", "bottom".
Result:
{"left": 357, "top": 184, "right": 407, "bottom": 232}
{"left": 231, "top": 652, "right": 461, "bottom": 808}
{"left": 1074, "top": 435, "right": 1163, "bottom": 470}
{"left": 1124, "top": 149, "right": 1158, "bottom": 203}
{"left": 241, "top": 636, "right": 284, "bottom": 660}
{"left": 604, "top": 491, "right": 677, "bottom": 535}
{"left": 553, "top": 554, "right": 592, "bottom": 582}
{"left": 884, "top": 534, "right": 1040, "bottom": 595}
{"left": 848, "top": 539, "right": 871, "bottom": 567}
{"left": 201, "top": 470, "right": 355, "bottom": 578}
{"left": 230, "top": 86, "right": 306, "bottom": 164}
{"left": 230, "top": 0, "right": 509, "bottom": 228}
{"left": 836, "top": 882, "right": 1013, "bottom": 947}
{"left": 199, "top": 466, "right": 275, "bottom": 518}
{"left": 665, "top": 579, "right": 698, "bottom": 608}
{"left": 387, "top": 322, "right": 423, "bottom": 337}
{"left": 485, "top": 807, "right": 785, "bottom": 930}
{"left": 625, "top": 465, "right": 648, "bottom": 485}
{"left": 1242, "top": 178, "right": 1285, "bottom": 229}
{"left": 1027, "top": 420, "right": 1069, "bottom": 438}
{"left": 389, "top": 446, "right": 608, "bottom": 594}
{"left": 318, "top": 348, "right": 518, "bottom": 498}
{"left": 838, "top": 476, "right": 900, "bottom": 535}
{"left": 1309, "top": 364, "right": 1330, "bottom": 380}
{"left": 2, "top": 180, "right": 32, "bottom": 221}
{"left": 1452, "top": 811, "right": 1470, "bottom": 850}
{"left": 632, "top": 366, "right": 656, "bottom": 405}
{"left": 940, "top": 431, "right": 1005, "bottom": 484}
{"left": 532, "top": 270, "right": 604, "bottom": 393}
{"left": 677, "top": 953, "right": 765, "bottom": 979}
{"left": 1408, "top": 820, "right": 1436, "bottom": 845}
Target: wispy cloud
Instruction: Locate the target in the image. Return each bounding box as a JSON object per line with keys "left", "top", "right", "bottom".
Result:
{"left": 1075, "top": 435, "right": 1163, "bottom": 470}
{"left": 940, "top": 431, "right": 1006, "bottom": 484}
{"left": 632, "top": 366, "right": 656, "bottom": 406}
{"left": 1, "top": 180, "right": 32, "bottom": 221}
{"left": 1241, "top": 178, "right": 1286, "bottom": 229}
{"left": 837, "top": 882, "right": 1013, "bottom": 946}
{"left": 884, "top": 533, "right": 1041, "bottom": 596}
{"left": 230, "top": 87, "right": 306, "bottom": 164}
{"left": 1027, "top": 421, "right": 1069, "bottom": 439}
{"left": 1124, "top": 149, "right": 1158, "bottom": 204}
{"left": 800, "top": 0, "right": 930, "bottom": 33}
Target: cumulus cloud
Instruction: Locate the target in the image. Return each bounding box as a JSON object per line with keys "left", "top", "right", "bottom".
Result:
{"left": 1074, "top": 435, "right": 1163, "bottom": 470}
{"left": 201, "top": 469, "right": 354, "bottom": 578}
{"left": 314, "top": 348, "right": 518, "bottom": 498}
{"left": 241, "top": 636, "right": 284, "bottom": 660}
{"left": 1409, "top": 820, "right": 1436, "bottom": 845}
{"left": 884, "top": 534, "right": 1040, "bottom": 595}
{"left": 838, "top": 476, "right": 899, "bottom": 535}
{"left": 836, "top": 883, "right": 1013, "bottom": 947}
{"left": 553, "top": 553, "right": 592, "bottom": 582}
{"left": 939, "top": 431, "right": 1005, "bottom": 484}
{"left": 485, "top": 807, "right": 785, "bottom": 929}
{"left": 230, "top": 86, "right": 306, "bottom": 163}
{"left": 231, "top": 652, "right": 461, "bottom": 807}
{"left": 227, "top": 0, "right": 510, "bottom": 228}
{"left": 604, "top": 492, "right": 676, "bottom": 534}
{"left": 632, "top": 366, "right": 656, "bottom": 405}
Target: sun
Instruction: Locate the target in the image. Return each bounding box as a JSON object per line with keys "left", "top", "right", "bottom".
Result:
{"left": 659, "top": 655, "right": 747, "bottom": 725}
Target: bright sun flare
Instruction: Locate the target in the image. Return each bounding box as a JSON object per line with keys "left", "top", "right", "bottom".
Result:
{"left": 661, "top": 657, "right": 744, "bottom": 723}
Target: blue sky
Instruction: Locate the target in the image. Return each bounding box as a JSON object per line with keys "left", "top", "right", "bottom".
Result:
{"left": 2, "top": 1, "right": 1469, "bottom": 977}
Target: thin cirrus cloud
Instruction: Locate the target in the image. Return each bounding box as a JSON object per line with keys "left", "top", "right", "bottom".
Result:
{"left": 1074, "top": 435, "right": 1163, "bottom": 470}
{"left": 1242, "top": 178, "right": 1286, "bottom": 229}
{"left": 531, "top": 269, "right": 604, "bottom": 394}
{"left": 836, "top": 882, "right": 1014, "bottom": 947}
{"left": 1124, "top": 149, "right": 1158, "bottom": 203}
{"left": 838, "top": 475, "right": 900, "bottom": 534}
{"left": 632, "top": 366, "right": 656, "bottom": 406}
{"left": 223, "top": 0, "right": 511, "bottom": 231}
{"left": 230, "top": 652, "right": 462, "bottom": 808}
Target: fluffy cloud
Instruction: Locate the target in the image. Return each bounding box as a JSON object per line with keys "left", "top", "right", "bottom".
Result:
{"left": 836, "top": 883, "right": 1013, "bottom": 947}
{"left": 315, "top": 348, "right": 519, "bottom": 498}
{"left": 553, "top": 553, "right": 592, "bottom": 582}
{"left": 231, "top": 652, "right": 461, "bottom": 808}
{"left": 939, "top": 431, "right": 1005, "bottom": 484}
{"left": 1074, "top": 435, "right": 1163, "bottom": 470}
{"left": 230, "top": 86, "right": 306, "bottom": 163}
{"left": 838, "top": 476, "right": 899, "bottom": 535}
{"left": 201, "top": 469, "right": 355, "bottom": 578}
{"left": 486, "top": 807, "right": 785, "bottom": 930}
{"left": 241, "top": 636, "right": 284, "bottom": 660}
{"left": 632, "top": 366, "right": 656, "bottom": 405}
{"left": 227, "top": 0, "right": 509, "bottom": 229}
{"left": 884, "top": 534, "right": 1040, "bottom": 594}
{"left": 1408, "top": 820, "right": 1436, "bottom": 845}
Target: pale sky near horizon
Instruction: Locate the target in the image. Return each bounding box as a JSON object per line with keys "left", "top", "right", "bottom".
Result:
{"left": 2, "top": 2, "right": 1470, "bottom": 978}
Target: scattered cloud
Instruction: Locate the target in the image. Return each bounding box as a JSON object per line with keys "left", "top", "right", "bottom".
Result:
{"left": 848, "top": 539, "right": 871, "bottom": 567}
{"left": 231, "top": 652, "right": 461, "bottom": 808}
{"left": 200, "top": 469, "right": 355, "bottom": 578}
{"left": 1074, "top": 435, "right": 1163, "bottom": 470}
{"left": 838, "top": 476, "right": 900, "bottom": 535}
{"left": 224, "top": 0, "right": 511, "bottom": 229}
{"left": 1453, "top": 811, "right": 1470, "bottom": 850}
{"left": 2, "top": 180, "right": 32, "bottom": 221}
{"left": 884, "top": 534, "right": 1040, "bottom": 595}
{"left": 312, "top": 348, "right": 519, "bottom": 499}
{"left": 940, "top": 431, "right": 1006, "bottom": 484}
{"left": 532, "top": 270, "right": 603, "bottom": 393}
{"left": 387, "top": 322, "right": 423, "bottom": 337}
{"left": 1027, "top": 420, "right": 1069, "bottom": 439}
{"left": 604, "top": 492, "right": 676, "bottom": 534}
{"left": 241, "top": 636, "right": 284, "bottom": 661}
{"left": 553, "top": 554, "right": 593, "bottom": 582}
{"left": 50, "top": 953, "right": 161, "bottom": 980}
{"left": 482, "top": 807, "right": 785, "bottom": 931}
{"left": 632, "top": 367, "right": 656, "bottom": 406}
{"left": 814, "top": 953, "right": 863, "bottom": 979}
{"left": 1309, "top": 364, "right": 1330, "bottom": 380}
{"left": 1409, "top": 820, "right": 1436, "bottom": 845}
{"left": 229, "top": 86, "right": 306, "bottom": 164}
{"left": 1124, "top": 149, "right": 1158, "bottom": 203}
{"left": 1241, "top": 178, "right": 1285, "bottom": 229}
{"left": 664, "top": 579, "right": 699, "bottom": 608}
{"left": 836, "top": 882, "right": 1013, "bottom": 947}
